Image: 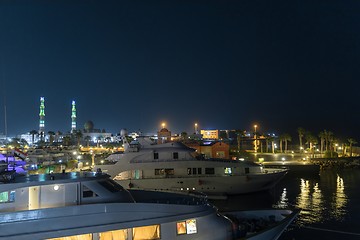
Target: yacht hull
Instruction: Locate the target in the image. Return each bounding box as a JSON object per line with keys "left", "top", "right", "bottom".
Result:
{"left": 116, "top": 171, "right": 287, "bottom": 197}
{"left": 222, "top": 209, "right": 299, "bottom": 240}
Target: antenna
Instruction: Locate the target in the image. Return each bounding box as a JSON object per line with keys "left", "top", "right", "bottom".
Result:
{"left": 1, "top": 61, "right": 7, "bottom": 138}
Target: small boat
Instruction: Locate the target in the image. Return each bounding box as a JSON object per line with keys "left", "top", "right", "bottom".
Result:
{"left": 97, "top": 133, "right": 288, "bottom": 198}
{"left": 222, "top": 208, "right": 299, "bottom": 240}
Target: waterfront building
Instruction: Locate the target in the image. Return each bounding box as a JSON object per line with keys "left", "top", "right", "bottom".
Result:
{"left": 20, "top": 133, "right": 34, "bottom": 145}
{"left": 81, "top": 121, "right": 112, "bottom": 144}
{"left": 200, "top": 129, "right": 219, "bottom": 140}
{"left": 185, "top": 141, "right": 230, "bottom": 159}
{"left": 157, "top": 127, "right": 171, "bottom": 144}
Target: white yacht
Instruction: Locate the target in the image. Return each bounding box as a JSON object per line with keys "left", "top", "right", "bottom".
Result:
{"left": 97, "top": 134, "right": 288, "bottom": 198}
{"left": 0, "top": 170, "right": 234, "bottom": 240}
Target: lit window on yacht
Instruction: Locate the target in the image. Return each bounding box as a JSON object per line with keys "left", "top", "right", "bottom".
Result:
{"left": 224, "top": 168, "right": 232, "bottom": 174}
{"left": 173, "top": 152, "right": 179, "bottom": 159}
{"left": 155, "top": 169, "right": 165, "bottom": 175}
{"left": 177, "top": 219, "right": 197, "bottom": 235}
{"left": 155, "top": 169, "right": 174, "bottom": 176}
{"left": 99, "top": 229, "right": 128, "bottom": 240}
{"left": 9, "top": 191, "right": 15, "bottom": 202}
{"left": 0, "top": 191, "right": 9, "bottom": 203}
{"left": 0, "top": 191, "right": 15, "bottom": 203}
{"left": 133, "top": 224, "right": 160, "bottom": 240}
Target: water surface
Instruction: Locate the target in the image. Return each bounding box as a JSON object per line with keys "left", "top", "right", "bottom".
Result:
{"left": 211, "top": 169, "right": 360, "bottom": 240}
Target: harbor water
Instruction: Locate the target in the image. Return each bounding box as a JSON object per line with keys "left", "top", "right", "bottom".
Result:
{"left": 211, "top": 168, "right": 360, "bottom": 240}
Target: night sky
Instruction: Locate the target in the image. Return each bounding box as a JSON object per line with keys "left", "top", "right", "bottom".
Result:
{"left": 1, "top": 0, "right": 359, "bottom": 140}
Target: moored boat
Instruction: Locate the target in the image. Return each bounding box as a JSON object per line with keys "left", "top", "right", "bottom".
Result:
{"left": 96, "top": 133, "right": 288, "bottom": 198}
{"left": 0, "top": 170, "right": 234, "bottom": 240}
{"left": 222, "top": 208, "right": 299, "bottom": 240}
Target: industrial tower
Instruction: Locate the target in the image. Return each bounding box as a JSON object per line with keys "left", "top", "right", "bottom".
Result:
{"left": 71, "top": 100, "right": 77, "bottom": 132}
{"left": 39, "top": 97, "right": 45, "bottom": 136}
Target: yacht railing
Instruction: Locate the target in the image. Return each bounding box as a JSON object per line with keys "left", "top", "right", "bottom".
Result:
{"left": 131, "top": 158, "right": 257, "bottom": 164}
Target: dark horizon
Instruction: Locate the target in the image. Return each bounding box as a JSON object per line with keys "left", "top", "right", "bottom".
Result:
{"left": 1, "top": 1, "right": 359, "bottom": 141}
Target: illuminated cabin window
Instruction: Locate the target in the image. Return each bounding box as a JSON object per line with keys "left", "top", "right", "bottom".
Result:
{"left": 133, "top": 224, "right": 160, "bottom": 240}
{"left": 0, "top": 191, "right": 15, "bottom": 203}
{"left": 177, "top": 219, "right": 197, "bottom": 235}
{"left": 99, "top": 229, "right": 128, "bottom": 240}
{"left": 47, "top": 233, "right": 92, "bottom": 240}
{"left": 155, "top": 168, "right": 174, "bottom": 176}
{"left": 155, "top": 169, "right": 165, "bottom": 175}
{"left": 224, "top": 168, "right": 232, "bottom": 175}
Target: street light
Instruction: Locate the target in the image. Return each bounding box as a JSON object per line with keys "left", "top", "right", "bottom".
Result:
{"left": 194, "top": 123, "right": 198, "bottom": 134}
{"left": 254, "top": 124, "right": 258, "bottom": 153}
{"left": 161, "top": 122, "right": 166, "bottom": 129}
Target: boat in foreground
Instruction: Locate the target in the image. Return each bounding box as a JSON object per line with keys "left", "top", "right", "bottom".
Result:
{"left": 0, "top": 170, "right": 233, "bottom": 240}
{"left": 222, "top": 208, "right": 299, "bottom": 240}
{"left": 97, "top": 134, "right": 288, "bottom": 198}
{"left": 0, "top": 168, "right": 297, "bottom": 240}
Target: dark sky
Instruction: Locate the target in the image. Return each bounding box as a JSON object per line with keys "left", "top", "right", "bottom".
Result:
{"left": 1, "top": 0, "right": 360, "bottom": 140}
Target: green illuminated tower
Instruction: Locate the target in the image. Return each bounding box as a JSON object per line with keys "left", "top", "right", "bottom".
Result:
{"left": 71, "top": 100, "right": 76, "bottom": 132}
{"left": 39, "top": 97, "right": 45, "bottom": 135}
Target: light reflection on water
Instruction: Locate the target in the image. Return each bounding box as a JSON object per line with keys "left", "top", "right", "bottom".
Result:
{"left": 212, "top": 169, "right": 354, "bottom": 235}
{"left": 295, "top": 179, "right": 324, "bottom": 225}
{"left": 272, "top": 170, "right": 349, "bottom": 227}
{"left": 276, "top": 187, "right": 288, "bottom": 209}
{"left": 331, "top": 175, "right": 347, "bottom": 220}
{"left": 210, "top": 169, "right": 360, "bottom": 240}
